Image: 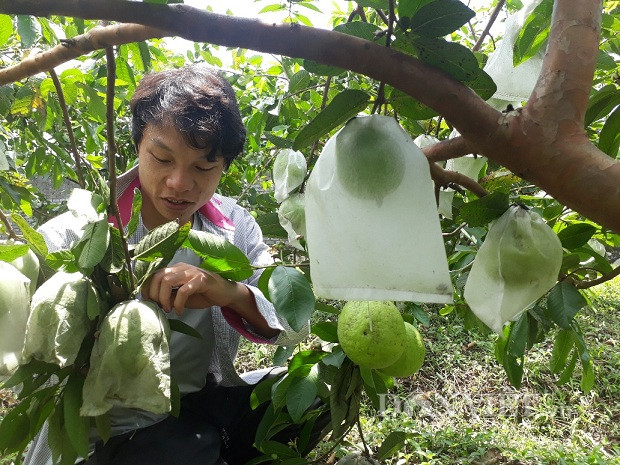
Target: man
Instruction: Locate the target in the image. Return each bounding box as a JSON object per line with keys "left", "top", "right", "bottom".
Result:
{"left": 24, "top": 65, "right": 322, "bottom": 465}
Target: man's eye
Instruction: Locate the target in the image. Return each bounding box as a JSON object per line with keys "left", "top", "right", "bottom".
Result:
{"left": 151, "top": 153, "right": 170, "bottom": 163}
{"left": 196, "top": 166, "right": 214, "bottom": 172}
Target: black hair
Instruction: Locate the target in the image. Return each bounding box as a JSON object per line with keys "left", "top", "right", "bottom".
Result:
{"left": 130, "top": 65, "right": 246, "bottom": 169}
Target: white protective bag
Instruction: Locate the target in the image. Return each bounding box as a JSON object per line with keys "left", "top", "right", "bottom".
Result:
{"left": 464, "top": 205, "right": 563, "bottom": 334}
{"left": 483, "top": 0, "right": 545, "bottom": 110}
{"left": 305, "top": 115, "right": 452, "bottom": 303}
{"left": 272, "top": 148, "right": 307, "bottom": 203}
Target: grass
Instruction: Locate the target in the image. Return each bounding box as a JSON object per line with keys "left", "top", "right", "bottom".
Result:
{"left": 2, "top": 281, "right": 619, "bottom": 465}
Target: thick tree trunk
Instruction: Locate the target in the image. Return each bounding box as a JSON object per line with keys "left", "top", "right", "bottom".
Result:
{"left": 0, "top": 0, "right": 618, "bottom": 232}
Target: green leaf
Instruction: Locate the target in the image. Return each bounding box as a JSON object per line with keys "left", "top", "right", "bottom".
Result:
{"left": 258, "top": 440, "right": 300, "bottom": 460}
{"left": 0, "top": 242, "right": 30, "bottom": 262}
{"left": 288, "top": 350, "right": 327, "bottom": 375}
{"left": 100, "top": 226, "right": 127, "bottom": 274}
{"left": 412, "top": 36, "right": 479, "bottom": 82}
{"left": 168, "top": 318, "right": 203, "bottom": 339}
{"left": 598, "top": 105, "right": 620, "bottom": 158}
{"left": 513, "top": 0, "right": 553, "bottom": 66}
{"left": 273, "top": 345, "right": 295, "bottom": 366}
{"left": 17, "top": 15, "right": 39, "bottom": 48}
{"left": 286, "top": 372, "right": 318, "bottom": 422}
{"left": 388, "top": 87, "right": 438, "bottom": 120}
{"left": 256, "top": 212, "right": 288, "bottom": 239}
{"left": 251, "top": 376, "right": 281, "bottom": 409}
{"left": 0, "top": 14, "right": 13, "bottom": 45}
{"left": 410, "top": 0, "right": 475, "bottom": 37}
{"left": 550, "top": 328, "right": 574, "bottom": 374}
{"left": 10, "top": 213, "right": 48, "bottom": 257}
{"left": 76, "top": 83, "right": 106, "bottom": 123}
{"left": 134, "top": 221, "right": 190, "bottom": 263}
{"left": 459, "top": 191, "right": 509, "bottom": 227}
{"left": 557, "top": 223, "right": 597, "bottom": 249}
{"left": 315, "top": 301, "right": 340, "bottom": 315}
{"left": 94, "top": 414, "right": 111, "bottom": 445}
{"left": 570, "top": 323, "right": 595, "bottom": 393}
{"left": 585, "top": 84, "right": 620, "bottom": 126}
{"left": 398, "top": 0, "right": 434, "bottom": 19}
{"left": 403, "top": 302, "right": 430, "bottom": 326}
{"left": 0, "top": 397, "right": 31, "bottom": 454}
{"left": 185, "top": 229, "right": 253, "bottom": 281}
{"left": 126, "top": 188, "right": 143, "bottom": 238}
{"left": 268, "top": 265, "right": 315, "bottom": 332}
{"left": 170, "top": 379, "right": 181, "bottom": 418}
{"left": 293, "top": 89, "right": 370, "bottom": 150}
{"left": 63, "top": 373, "right": 90, "bottom": 458}
{"left": 334, "top": 21, "right": 381, "bottom": 41}
{"left": 557, "top": 349, "right": 578, "bottom": 385}
{"left": 288, "top": 70, "right": 311, "bottom": 94}
{"left": 502, "top": 313, "right": 529, "bottom": 389}
{"left": 302, "top": 59, "right": 346, "bottom": 77}
{"left": 545, "top": 281, "right": 586, "bottom": 329}
{"left": 347, "top": 0, "right": 389, "bottom": 9}
{"left": 311, "top": 321, "right": 338, "bottom": 342}
{"left": 466, "top": 68, "right": 498, "bottom": 101}
{"left": 377, "top": 430, "right": 411, "bottom": 460}
{"left": 77, "top": 219, "right": 110, "bottom": 270}
{"left": 137, "top": 41, "right": 153, "bottom": 72}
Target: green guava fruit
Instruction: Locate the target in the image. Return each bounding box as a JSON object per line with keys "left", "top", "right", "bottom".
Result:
{"left": 335, "top": 116, "right": 406, "bottom": 205}
{"left": 379, "top": 322, "right": 425, "bottom": 378}
{"left": 22, "top": 271, "right": 99, "bottom": 367}
{"left": 0, "top": 261, "right": 31, "bottom": 376}
{"left": 337, "top": 300, "right": 406, "bottom": 369}
{"left": 81, "top": 299, "right": 171, "bottom": 416}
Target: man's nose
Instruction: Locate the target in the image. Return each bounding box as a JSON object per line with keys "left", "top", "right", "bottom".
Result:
{"left": 166, "top": 169, "right": 193, "bottom": 191}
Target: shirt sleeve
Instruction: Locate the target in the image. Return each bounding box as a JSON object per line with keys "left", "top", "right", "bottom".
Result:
{"left": 227, "top": 206, "right": 308, "bottom": 346}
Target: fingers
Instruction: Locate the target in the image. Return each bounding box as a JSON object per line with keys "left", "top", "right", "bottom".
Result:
{"left": 142, "top": 264, "right": 217, "bottom": 315}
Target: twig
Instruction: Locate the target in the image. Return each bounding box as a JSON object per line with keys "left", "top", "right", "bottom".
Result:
{"left": 49, "top": 68, "right": 86, "bottom": 188}
{"left": 569, "top": 266, "right": 620, "bottom": 289}
{"left": 356, "top": 415, "right": 371, "bottom": 457}
{"left": 104, "top": 46, "right": 135, "bottom": 291}
{"left": 0, "top": 209, "right": 20, "bottom": 240}
{"left": 429, "top": 162, "right": 488, "bottom": 198}
{"left": 443, "top": 222, "right": 467, "bottom": 237}
{"left": 473, "top": 0, "right": 505, "bottom": 52}
{"left": 422, "top": 136, "right": 478, "bottom": 163}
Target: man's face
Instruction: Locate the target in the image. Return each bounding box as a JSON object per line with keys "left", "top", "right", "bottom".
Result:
{"left": 137, "top": 123, "right": 225, "bottom": 230}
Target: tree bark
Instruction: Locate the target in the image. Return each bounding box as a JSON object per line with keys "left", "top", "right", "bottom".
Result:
{"left": 0, "top": 0, "right": 618, "bottom": 232}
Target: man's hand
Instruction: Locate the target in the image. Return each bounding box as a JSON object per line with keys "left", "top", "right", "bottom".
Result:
{"left": 141, "top": 263, "right": 237, "bottom": 315}
{"left": 141, "top": 263, "right": 280, "bottom": 339}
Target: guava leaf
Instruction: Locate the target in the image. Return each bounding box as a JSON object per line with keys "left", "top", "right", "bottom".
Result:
{"left": 458, "top": 191, "right": 509, "bottom": 227}
{"left": 268, "top": 265, "right": 315, "bottom": 332}
{"left": 346, "top": 0, "right": 388, "bottom": 9}
{"left": 134, "top": 221, "right": 190, "bottom": 262}
{"left": 256, "top": 212, "right": 288, "bottom": 239}
{"left": 334, "top": 21, "right": 381, "bottom": 40}
{"left": 598, "top": 105, "right": 620, "bottom": 157}
{"left": 168, "top": 319, "right": 202, "bottom": 339}
{"left": 411, "top": 36, "right": 479, "bottom": 82}
{"left": 77, "top": 219, "right": 110, "bottom": 270}
{"left": 389, "top": 87, "right": 438, "bottom": 120}
{"left": 286, "top": 372, "right": 318, "bottom": 422}
{"left": 10, "top": 214, "right": 48, "bottom": 257}
{"left": 398, "top": 0, "right": 434, "bottom": 19}
{"left": 410, "top": 0, "right": 475, "bottom": 38}
{"left": 0, "top": 15, "right": 13, "bottom": 46}
{"left": 0, "top": 242, "right": 30, "bottom": 262}
{"left": 184, "top": 229, "right": 253, "bottom": 281}
{"left": 502, "top": 313, "right": 529, "bottom": 389}
{"left": 63, "top": 373, "right": 89, "bottom": 458}
{"left": 570, "top": 323, "right": 594, "bottom": 393}
{"left": 301, "top": 59, "right": 346, "bottom": 77}
{"left": 466, "top": 68, "right": 498, "bottom": 101}
{"left": 513, "top": 0, "right": 553, "bottom": 66}
{"left": 557, "top": 223, "right": 597, "bottom": 250}
{"left": 0, "top": 396, "right": 30, "bottom": 454}
{"left": 550, "top": 328, "right": 574, "bottom": 374}
{"left": 311, "top": 321, "right": 338, "bottom": 343}
{"left": 545, "top": 281, "right": 586, "bottom": 329}
{"left": 585, "top": 84, "right": 620, "bottom": 126}
{"left": 126, "top": 188, "right": 142, "bottom": 238}
{"left": 377, "top": 431, "right": 411, "bottom": 460}
{"left": 100, "top": 226, "right": 126, "bottom": 274}
{"left": 293, "top": 89, "right": 370, "bottom": 150}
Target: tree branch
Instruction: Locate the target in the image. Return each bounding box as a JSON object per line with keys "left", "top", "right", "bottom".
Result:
{"left": 472, "top": 0, "right": 505, "bottom": 52}
{"left": 1, "top": 0, "right": 619, "bottom": 233}
{"left": 49, "top": 68, "right": 86, "bottom": 189}
{"left": 422, "top": 136, "right": 478, "bottom": 163}
{"left": 429, "top": 163, "right": 488, "bottom": 198}
{"left": 0, "top": 209, "right": 20, "bottom": 240}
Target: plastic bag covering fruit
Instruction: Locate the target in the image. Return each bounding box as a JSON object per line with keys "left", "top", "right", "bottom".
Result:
{"left": 22, "top": 271, "right": 97, "bottom": 367}
{"left": 11, "top": 247, "right": 40, "bottom": 296}
{"left": 0, "top": 262, "right": 31, "bottom": 377}
{"left": 464, "top": 205, "right": 563, "bottom": 334}
{"left": 277, "top": 193, "right": 306, "bottom": 250}
{"left": 483, "top": 0, "right": 544, "bottom": 107}
{"left": 81, "top": 300, "right": 171, "bottom": 416}
{"left": 305, "top": 115, "right": 452, "bottom": 302}
{"left": 380, "top": 322, "right": 426, "bottom": 378}
{"left": 337, "top": 301, "right": 406, "bottom": 369}
{"left": 272, "top": 149, "right": 307, "bottom": 203}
